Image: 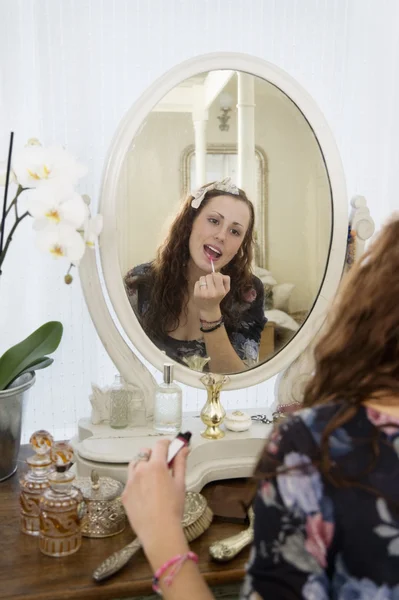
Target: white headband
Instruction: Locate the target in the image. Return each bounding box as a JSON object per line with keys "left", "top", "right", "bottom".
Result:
{"left": 190, "top": 177, "right": 240, "bottom": 209}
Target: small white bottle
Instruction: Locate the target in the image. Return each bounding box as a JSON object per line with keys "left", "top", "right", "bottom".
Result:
{"left": 153, "top": 364, "right": 182, "bottom": 434}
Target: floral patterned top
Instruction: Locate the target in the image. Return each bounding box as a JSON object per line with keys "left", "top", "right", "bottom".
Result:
{"left": 242, "top": 403, "right": 399, "bottom": 599}
{"left": 124, "top": 263, "right": 267, "bottom": 369}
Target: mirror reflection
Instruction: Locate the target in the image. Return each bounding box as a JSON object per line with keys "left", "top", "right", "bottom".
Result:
{"left": 117, "top": 70, "right": 332, "bottom": 374}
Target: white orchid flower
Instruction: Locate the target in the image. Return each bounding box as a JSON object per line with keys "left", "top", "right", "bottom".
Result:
{"left": 13, "top": 144, "right": 87, "bottom": 191}
{"left": 83, "top": 214, "right": 103, "bottom": 247}
{"left": 36, "top": 223, "right": 86, "bottom": 265}
{"left": 27, "top": 188, "right": 87, "bottom": 230}
{"left": 0, "top": 160, "right": 16, "bottom": 186}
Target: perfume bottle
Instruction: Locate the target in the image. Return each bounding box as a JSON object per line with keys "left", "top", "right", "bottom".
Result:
{"left": 153, "top": 364, "right": 182, "bottom": 434}
{"left": 109, "top": 374, "right": 129, "bottom": 429}
{"left": 19, "top": 429, "right": 54, "bottom": 536}
{"left": 39, "top": 442, "right": 84, "bottom": 557}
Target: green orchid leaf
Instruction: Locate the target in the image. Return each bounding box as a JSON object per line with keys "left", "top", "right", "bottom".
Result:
{"left": 15, "top": 356, "right": 54, "bottom": 381}
{"left": 0, "top": 321, "right": 63, "bottom": 390}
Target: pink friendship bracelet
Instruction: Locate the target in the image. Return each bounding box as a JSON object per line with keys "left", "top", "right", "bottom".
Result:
{"left": 152, "top": 551, "right": 199, "bottom": 594}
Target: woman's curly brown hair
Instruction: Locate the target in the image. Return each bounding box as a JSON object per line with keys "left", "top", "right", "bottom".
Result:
{"left": 134, "top": 186, "right": 255, "bottom": 342}
{"left": 253, "top": 215, "right": 399, "bottom": 507}
{"left": 305, "top": 214, "right": 399, "bottom": 408}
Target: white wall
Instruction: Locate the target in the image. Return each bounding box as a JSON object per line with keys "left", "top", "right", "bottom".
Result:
{"left": 1, "top": 0, "right": 398, "bottom": 442}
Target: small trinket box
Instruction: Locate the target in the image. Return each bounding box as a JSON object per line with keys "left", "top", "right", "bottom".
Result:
{"left": 224, "top": 410, "right": 252, "bottom": 432}
{"left": 74, "top": 470, "right": 126, "bottom": 538}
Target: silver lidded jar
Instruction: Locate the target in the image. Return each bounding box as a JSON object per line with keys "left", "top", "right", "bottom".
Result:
{"left": 74, "top": 470, "right": 126, "bottom": 538}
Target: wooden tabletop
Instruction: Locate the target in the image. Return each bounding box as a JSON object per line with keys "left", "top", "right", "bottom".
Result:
{"left": 0, "top": 446, "right": 249, "bottom": 600}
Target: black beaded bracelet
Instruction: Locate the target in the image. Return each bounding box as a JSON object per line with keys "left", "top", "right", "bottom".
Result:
{"left": 200, "top": 318, "right": 224, "bottom": 333}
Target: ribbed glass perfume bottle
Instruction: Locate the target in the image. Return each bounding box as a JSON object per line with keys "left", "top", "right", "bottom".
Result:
{"left": 153, "top": 364, "right": 182, "bottom": 434}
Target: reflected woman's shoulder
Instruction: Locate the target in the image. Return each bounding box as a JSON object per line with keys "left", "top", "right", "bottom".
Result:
{"left": 251, "top": 274, "right": 265, "bottom": 292}
{"left": 125, "top": 262, "right": 153, "bottom": 279}
{"left": 124, "top": 262, "right": 154, "bottom": 290}
{"left": 240, "top": 274, "right": 264, "bottom": 304}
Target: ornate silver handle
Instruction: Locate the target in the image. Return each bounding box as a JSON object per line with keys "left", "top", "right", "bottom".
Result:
{"left": 209, "top": 508, "right": 254, "bottom": 562}
{"left": 92, "top": 537, "right": 142, "bottom": 582}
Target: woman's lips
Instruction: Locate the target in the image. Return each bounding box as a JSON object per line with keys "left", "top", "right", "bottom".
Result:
{"left": 203, "top": 244, "right": 222, "bottom": 262}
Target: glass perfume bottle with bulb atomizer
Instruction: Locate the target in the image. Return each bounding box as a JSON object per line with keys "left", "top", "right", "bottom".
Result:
{"left": 153, "top": 363, "right": 182, "bottom": 434}
{"left": 19, "top": 429, "right": 54, "bottom": 536}
{"left": 39, "top": 442, "right": 85, "bottom": 557}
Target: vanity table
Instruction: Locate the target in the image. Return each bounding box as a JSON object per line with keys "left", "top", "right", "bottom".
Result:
{"left": 0, "top": 446, "right": 248, "bottom": 600}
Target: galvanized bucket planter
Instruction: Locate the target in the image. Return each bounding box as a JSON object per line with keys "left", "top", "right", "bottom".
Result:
{"left": 0, "top": 372, "right": 35, "bottom": 481}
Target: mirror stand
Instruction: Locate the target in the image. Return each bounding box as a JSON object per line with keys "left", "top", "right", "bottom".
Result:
{"left": 75, "top": 50, "right": 375, "bottom": 488}
{"left": 75, "top": 195, "right": 374, "bottom": 488}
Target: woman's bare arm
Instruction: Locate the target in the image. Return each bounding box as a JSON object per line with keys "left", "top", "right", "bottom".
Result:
{"left": 122, "top": 440, "right": 215, "bottom": 600}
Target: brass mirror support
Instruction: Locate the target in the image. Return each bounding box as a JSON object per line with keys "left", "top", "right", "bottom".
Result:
{"left": 200, "top": 374, "right": 229, "bottom": 440}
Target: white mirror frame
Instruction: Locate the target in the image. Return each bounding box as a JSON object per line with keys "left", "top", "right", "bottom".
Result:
{"left": 81, "top": 52, "right": 348, "bottom": 393}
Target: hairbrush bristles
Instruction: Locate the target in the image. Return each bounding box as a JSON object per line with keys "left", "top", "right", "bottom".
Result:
{"left": 184, "top": 505, "right": 213, "bottom": 542}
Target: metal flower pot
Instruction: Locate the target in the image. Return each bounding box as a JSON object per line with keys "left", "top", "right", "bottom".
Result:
{"left": 0, "top": 372, "right": 35, "bottom": 482}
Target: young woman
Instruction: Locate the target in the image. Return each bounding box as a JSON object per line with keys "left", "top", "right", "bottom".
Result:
{"left": 122, "top": 215, "right": 399, "bottom": 599}
{"left": 124, "top": 178, "right": 266, "bottom": 374}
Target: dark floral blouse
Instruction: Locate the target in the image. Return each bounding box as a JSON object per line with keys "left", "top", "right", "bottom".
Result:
{"left": 242, "top": 403, "right": 399, "bottom": 599}
{"left": 124, "top": 263, "right": 267, "bottom": 369}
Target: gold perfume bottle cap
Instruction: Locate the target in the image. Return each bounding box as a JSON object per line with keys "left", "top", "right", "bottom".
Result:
{"left": 51, "top": 442, "right": 74, "bottom": 469}
{"left": 30, "top": 430, "right": 54, "bottom": 455}
{"left": 27, "top": 430, "right": 54, "bottom": 466}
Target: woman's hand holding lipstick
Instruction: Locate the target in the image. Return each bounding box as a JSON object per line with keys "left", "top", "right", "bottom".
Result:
{"left": 193, "top": 272, "right": 230, "bottom": 321}
{"left": 122, "top": 442, "right": 215, "bottom": 598}
{"left": 122, "top": 439, "right": 189, "bottom": 557}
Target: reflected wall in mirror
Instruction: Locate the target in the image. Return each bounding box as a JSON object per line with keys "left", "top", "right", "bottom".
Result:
{"left": 116, "top": 70, "right": 332, "bottom": 375}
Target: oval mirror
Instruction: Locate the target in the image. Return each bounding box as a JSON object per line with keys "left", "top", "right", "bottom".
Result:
{"left": 97, "top": 53, "right": 348, "bottom": 390}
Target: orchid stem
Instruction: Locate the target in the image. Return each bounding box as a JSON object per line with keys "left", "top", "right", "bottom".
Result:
{"left": 0, "top": 211, "right": 29, "bottom": 273}
{"left": 5, "top": 186, "right": 24, "bottom": 220}
{"left": 0, "top": 186, "right": 28, "bottom": 276}
{"left": 0, "top": 132, "right": 14, "bottom": 256}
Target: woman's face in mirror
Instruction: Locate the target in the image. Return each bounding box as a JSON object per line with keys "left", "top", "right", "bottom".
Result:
{"left": 188, "top": 195, "right": 251, "bottom": 274}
